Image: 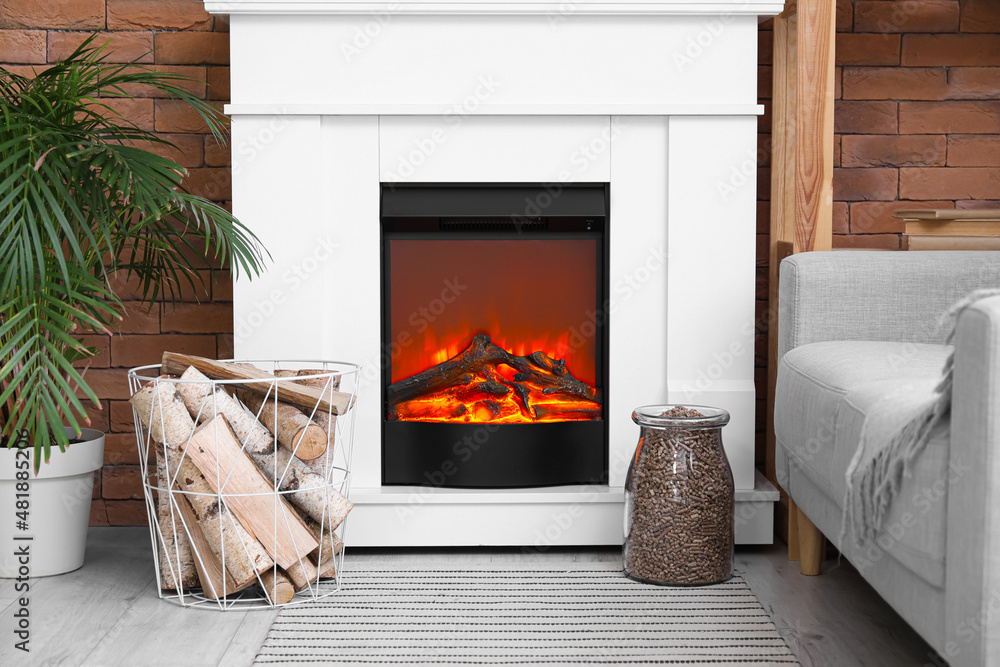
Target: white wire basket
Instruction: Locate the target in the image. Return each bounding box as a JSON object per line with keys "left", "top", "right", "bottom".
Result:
{"left": 127, "top": 359, "right": 360, "bottom": 610}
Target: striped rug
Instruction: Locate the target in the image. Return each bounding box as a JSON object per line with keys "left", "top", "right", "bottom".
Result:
{"left": 254, "top": 563, "right": 798, "bottom": 666}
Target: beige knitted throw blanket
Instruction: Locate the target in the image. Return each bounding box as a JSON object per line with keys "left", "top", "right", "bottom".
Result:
{"left": 844, "top": 289, "right": 1000, "bottom": 546}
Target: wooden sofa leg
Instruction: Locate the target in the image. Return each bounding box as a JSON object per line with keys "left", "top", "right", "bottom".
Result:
{"left": 787, "top": 498, "right": 801, "bottom": 562}
{"left": 797, "top": 507, "right": 825, "bottom": 576}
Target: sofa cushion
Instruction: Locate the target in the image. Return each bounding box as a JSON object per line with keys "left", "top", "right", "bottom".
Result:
{"left": 775, "top": 340, "right": 952, "bottom": 588}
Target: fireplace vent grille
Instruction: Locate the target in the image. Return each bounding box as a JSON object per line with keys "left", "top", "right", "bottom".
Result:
{"left": 439, "top": 217, "right": 548, "bottom": 232}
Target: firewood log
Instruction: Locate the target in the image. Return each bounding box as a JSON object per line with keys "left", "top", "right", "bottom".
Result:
{"left": 161, "top": 352, "right": 354, "bottom": 416}
{"left": 131, "top": 380, "right": 274, "bottom": 591}
{"left": 156, "top": 513, "right": 199, "bottom": 591}
{"left": 274, "top": 370, "right": 339, "bottom": 475}
{"left": 260, "top": 569, "right": 295, "bottom": 605}
{"left": 315, "top": 554, "right": 337, "bottom": 580}
{"left": 176, "top": 367, "right": 274, "bottom": 454}
{"left": 154, "top": 449, "right": 198, "bottom": 591}
{"left": 172, "top": 487, "right": 237, "bottom": 600}
{"left": 234, "top": 387, "right": 328, "bottom": 461}
{"left": 284, "top": 557, "right": 320, "bottom": 591}
{"left": 274, "top": 369, "right": 339, "bottom": 433}
{"left": 312, "top": 518, "right": 343, "bottom": 563}
{"left": 253, "top": 446, "right": 354, "bottom": 530}
{"left": 293, "top": 510, "right": 344, "bottom": 564}
{"left": 185, "top": 416, "right": 320, "bottom": 570}
{"left": 168, "top": 373, "right": 354, "bottom": 534}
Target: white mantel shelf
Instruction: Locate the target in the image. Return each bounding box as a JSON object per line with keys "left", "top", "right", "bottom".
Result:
{"left": 206, "top": 1, "right": 784, "bottom": 15}
{"left": 224, "top": 103, "right": 765, "bottom": 116}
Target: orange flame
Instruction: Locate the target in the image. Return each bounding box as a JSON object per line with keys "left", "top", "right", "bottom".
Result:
{"left": 389, "top": 334, "right": 601, "bottom": 424}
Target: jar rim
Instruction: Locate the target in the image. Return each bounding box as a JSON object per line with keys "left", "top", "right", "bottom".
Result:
{"left": 632, "top": 404, "right": 730, "bottom": 428}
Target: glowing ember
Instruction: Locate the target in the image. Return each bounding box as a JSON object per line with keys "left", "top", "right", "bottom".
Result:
{"left": 387, "top": 334, "right": 601, "bottom": 424}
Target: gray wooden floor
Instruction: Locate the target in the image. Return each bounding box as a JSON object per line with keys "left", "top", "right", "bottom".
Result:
{"left": 0, "top": 528, "right": 936, "bottom": 666}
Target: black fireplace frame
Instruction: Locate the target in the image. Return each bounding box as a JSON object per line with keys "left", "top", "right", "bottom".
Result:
{"left": 380, "top": 183, "right": 610, "bottom": 488}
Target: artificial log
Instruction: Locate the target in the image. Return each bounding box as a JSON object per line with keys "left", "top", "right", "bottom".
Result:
{"left": 532, "top": 404, "right": 601, "bottom": 420}
{"left": 260, "top": 569, "right": 295, "bottom": 605}
{"left": 131, "top": 381, "right": 274, "bottom": 590}
{"left": 234, "top": 387, "right": 328, "bottom": 461}
{"left": 161, "top": 352, "right": 353, "bottom": 416}
{"left": 185, "top": 416, "right": 320, "bottom": 570}
{"left": 387, "top": 334, "right": 600, "bottom": 420}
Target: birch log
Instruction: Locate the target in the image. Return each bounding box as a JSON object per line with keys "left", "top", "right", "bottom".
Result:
{"left": 260, "top": 569, "right": 295, "bottom": 605}
{"left": 176, "top": 367, "right": 274, "bottom": 455}
{"left": 275, "top": 370, "right": 338, "bottom": 477}
{"left": 170, "top": 368, "right": 353, "bottom": 531}
{"left": 234, "top": 387, "right": 328, "bottom": 461}
{"left": 131, "top": 380, "right": 274, "bottom": 590}
{"left": 157, "top": 513, "right": 199, "bottom": 591}
{"left": 155, "top": 449, "right": 198, "bottom": 590}
{"left": 274, "top": 370, "right": 338, "bottom": 432}
{"left": 172, "top": 487, "right": 237, "bottom": 600}
{"left": 302, "top": 514, "right": 343, "bottom": 564}
{"left": 160, "top": 351, "right": 353, "bottom": 415}
{"left": 315, "top": 553, "right": 337, "bottom": 579}
{"left": 284, "top": 557, "right": 320, "bottom": 591}
{"left": 185, "top": 416, "right": 319, "bottom": 570}
{"left": 253, "top": 446, "right": 354, "bottom": 530}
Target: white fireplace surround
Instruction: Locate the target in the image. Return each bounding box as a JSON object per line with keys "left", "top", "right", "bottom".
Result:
{"left": 215, "top": 0, "right": 781, "bottom": 546}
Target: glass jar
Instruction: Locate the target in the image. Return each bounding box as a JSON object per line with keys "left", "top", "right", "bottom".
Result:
{"left": 623, "top": 405, "right": 735, "bottom": 586}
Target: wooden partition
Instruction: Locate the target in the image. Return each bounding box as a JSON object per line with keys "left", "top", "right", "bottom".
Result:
{"left": 765, "top": 0, "right": 836, "bottom": 553}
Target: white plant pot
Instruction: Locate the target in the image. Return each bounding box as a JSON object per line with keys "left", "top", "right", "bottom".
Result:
{"left": 0, "top": 428, "right": 105, "bottom": 578}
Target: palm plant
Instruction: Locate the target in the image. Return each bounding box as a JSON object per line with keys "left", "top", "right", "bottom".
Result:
{"left": 0, "top": 35, "right": 268, "bottom": 469}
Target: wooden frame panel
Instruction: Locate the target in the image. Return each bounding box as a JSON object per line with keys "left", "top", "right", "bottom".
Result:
{"left": 765, "top": 0, "right": 835, "bottom": 549}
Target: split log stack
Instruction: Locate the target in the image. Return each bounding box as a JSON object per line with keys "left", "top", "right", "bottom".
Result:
{"left": 130, "top": 354, "right": 354, "bottom": 603}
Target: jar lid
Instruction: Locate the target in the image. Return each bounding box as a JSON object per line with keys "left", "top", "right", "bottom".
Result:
{"left": 632, "top": 404, "right": 730, "bottom": 429}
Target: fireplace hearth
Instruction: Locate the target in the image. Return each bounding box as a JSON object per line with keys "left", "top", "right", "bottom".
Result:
{"left": 381, "top": 184, "right": 608, "bottom": 487}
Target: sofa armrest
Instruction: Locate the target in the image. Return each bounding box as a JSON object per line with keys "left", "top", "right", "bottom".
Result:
{"left": 778, "top": 251, "right": 1000, "bottom": 358}
{"left": 946, "top": 294, "right": 1000, "bottom": 666}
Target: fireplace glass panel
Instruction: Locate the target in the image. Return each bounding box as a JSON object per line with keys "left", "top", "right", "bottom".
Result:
{"left": 388, "top": 238, "right": 599, "bottom": 423}
{"left": 381, "top": 184, "right": 608, "bottom": 488}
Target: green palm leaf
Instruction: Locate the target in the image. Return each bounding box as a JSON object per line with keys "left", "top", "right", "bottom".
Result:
{"left": 0, "top": 33, "right": 269, "bottom": 470}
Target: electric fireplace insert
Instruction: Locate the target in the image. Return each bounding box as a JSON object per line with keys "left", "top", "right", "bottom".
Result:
{"left": 381, "top": 183, "right": 609, "bottom": 488}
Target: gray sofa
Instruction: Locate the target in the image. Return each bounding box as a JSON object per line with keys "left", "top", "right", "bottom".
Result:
{"left": 774, "top": 251, "right": 1000, "bottom": 666}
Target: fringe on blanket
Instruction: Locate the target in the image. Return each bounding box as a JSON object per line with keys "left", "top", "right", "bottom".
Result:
{"left": 843, "top": 288, "right": 1000, "bottom": 546}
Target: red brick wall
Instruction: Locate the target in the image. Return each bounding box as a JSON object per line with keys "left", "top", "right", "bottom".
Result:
{"left": 0, "top": 1, "right": 231, "bottom": 525}
{"left": 2, "top": 1, "right": 998, "bottom": 521}
{"left": 753, "top": 0, "right": 1000, "bottom": 467}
